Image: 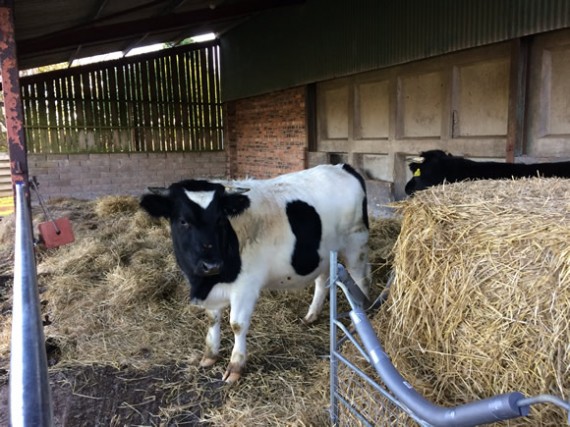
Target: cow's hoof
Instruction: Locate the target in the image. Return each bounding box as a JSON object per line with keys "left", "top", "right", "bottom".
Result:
{"left": 199, "top": 356, "right": 218, "bottom": 368}
{"left": 301, "top": 313, "right": 318, "bottom": 325}
{"left": 223, "top": 371, "right": 241, "bottom": 383}
{"left": 222, "top": 363, "right": 242, "bottom": 383}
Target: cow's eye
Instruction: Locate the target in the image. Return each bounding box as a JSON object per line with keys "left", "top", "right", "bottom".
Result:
{"left": 180, "top": 218, "right": 191, "bottom": 229}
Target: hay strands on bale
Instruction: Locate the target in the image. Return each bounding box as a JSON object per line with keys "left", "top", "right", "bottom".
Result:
{"left": 331, "top": 257, "right": 570, "bottom": 427}
{"left": 30, "top": 177, "right": 75, "bottom": 248}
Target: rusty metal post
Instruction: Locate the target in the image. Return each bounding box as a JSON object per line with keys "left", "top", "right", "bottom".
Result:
{"left": 0, "top": 0, "right": 29, "bottom": 194}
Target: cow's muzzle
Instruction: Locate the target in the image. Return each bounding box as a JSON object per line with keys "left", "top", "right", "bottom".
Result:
{"left": 196, "top": 260, "right": 222, "bottom": 276}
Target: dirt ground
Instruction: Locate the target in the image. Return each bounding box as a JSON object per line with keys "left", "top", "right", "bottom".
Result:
{"left": 1, "top": 364, "right": 224, "bottom": 426}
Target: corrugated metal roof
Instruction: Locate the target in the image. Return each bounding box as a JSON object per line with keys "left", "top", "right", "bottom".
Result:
{"left": 221, "top": 0, "right": 570, "bottom": 101}
{"left": 9, "top": 0, "right": 303, "bottom": 70}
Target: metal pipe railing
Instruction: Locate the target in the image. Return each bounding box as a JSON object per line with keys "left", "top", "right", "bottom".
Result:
{"left": 9, "top": 181, "right": 54, "bottom": 426}
{"left": 330, "top": 255, "right": 570, "bottom": 427}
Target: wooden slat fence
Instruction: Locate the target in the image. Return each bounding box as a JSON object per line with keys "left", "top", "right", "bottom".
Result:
{"left": 20, "top": 41, "right": 223, "bottom": 153}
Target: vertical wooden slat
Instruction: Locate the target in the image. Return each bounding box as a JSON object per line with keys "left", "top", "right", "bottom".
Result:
{"left": 62, "top": 77, "right": 71, "bottom": 152}
{"left": 100, "top": 69, "right": 109, "bottom": 151}
{"left": 165, "top": 55, "right": 174, "bottom": 150}
{"left": 130, "top": 63, "right": 139, "bottom": 152}
{"left": 105, "top": 66, "right": 116, "bottom": 150}
{"left": 56, "top": 77, "right": 66, "bottom": 152}
{"left": 186, "top": 51, "right": 197, "bottom": 150}
{"left": 101, "top": 68, "right": 110, "bottom": 151}
{"left": 139, "top": 61, "right": 150, "bottom": 151}
{"left": 171, "top": 54, "right": 181, "bottom": 150}
{"left": 64, "top": 75, "right": 71, "bottom": 151}
{"left": 214, "top": 45, "right": 223, "bottom": 149}
{"left": 79, "top": 73, "right": 90, "bottom": 151}
{"left": 207, "top": 46, "right": 217, "bottom": 149}
{"left": 146, "top": 58, "right": 157, "bottom": 151}
{"left": 38, "top": 81, "right": 48, "bottom": 152}
{"left": 209, "top": 46, "right": 219, "bottom": 149}
{"left": 155, "top": 57, "right": 165, "bottom": 151}
{"left": 21, "top": 83, "right": 32, "bottom": 152}
{"left": 191, "top": 50, "right": 202, "bottom": 150}
{"left": 124, "top": 63, "right": 134, "bottom": 151}
{"left": 85, "top": 71, "right": 96, "bottom": 150}
{"left": 179, "top": 52, "right": 187, "bottom": 150}
{"left": 164, "top": 55, "right": 172, "bottom": 151}
{"left": 160, "top": 56, "right": 169, "bottom": 150}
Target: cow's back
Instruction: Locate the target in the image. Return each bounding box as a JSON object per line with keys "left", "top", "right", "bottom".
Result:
{"left": 230, "top": 164, "right": 366, "bottom": 236}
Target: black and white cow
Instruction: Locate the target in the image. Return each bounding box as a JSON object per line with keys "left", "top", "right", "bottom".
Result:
{"left": 405, "top": 149, "right": 570, "bottom": 195}
{"left": 140, "top": 164, "right": 370, "bottom": 382}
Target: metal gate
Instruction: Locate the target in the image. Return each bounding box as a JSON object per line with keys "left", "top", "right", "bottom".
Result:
{"left": 328, "top": 251, "right": 570, "bottom": 427}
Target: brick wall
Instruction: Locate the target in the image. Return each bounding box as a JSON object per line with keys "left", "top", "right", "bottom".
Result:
{"left": 226, "top": 86, "right": 307, "bottom": 179}
{"left": 28, "top": 151, "right": 227, "bottom": 200}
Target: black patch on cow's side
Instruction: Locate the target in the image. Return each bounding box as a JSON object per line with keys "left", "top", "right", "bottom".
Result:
{"left": 341, "top": 164, "right": 369, "bottom": 229}
{"left": 286, "top": 200, "right": 322, "bottom": 276}
{"left": 140, "top": 194, "right": 173, "bottom": 218}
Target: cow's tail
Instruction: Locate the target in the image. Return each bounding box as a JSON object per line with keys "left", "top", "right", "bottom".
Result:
{"left": 341, "top": 163, "right": 369, "bottom": 230}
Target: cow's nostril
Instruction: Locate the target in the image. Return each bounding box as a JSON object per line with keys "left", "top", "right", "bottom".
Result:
{"left": 200, "top": 261, "right": 221, "bottom": 276}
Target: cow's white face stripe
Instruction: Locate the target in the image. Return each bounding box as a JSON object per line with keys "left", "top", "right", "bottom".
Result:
{"left": 184, "top": 190, "right": 215, "bottom": 209}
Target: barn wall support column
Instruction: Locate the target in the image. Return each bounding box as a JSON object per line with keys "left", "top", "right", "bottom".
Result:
{"left": 0, "top": 0, "right": 29, "bottom": 193}
{"left": 506, "top": 38, "right": 529, "bottom": 162}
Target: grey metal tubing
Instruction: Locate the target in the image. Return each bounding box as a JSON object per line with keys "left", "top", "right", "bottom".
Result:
{"left": 349, "top": 308, "right": 530, "bottom": 427}
{"left": 329, "top": 251, "right": 339, "bottom": 424}
{"left": 516, "top": 395, "right": 570, "bottom": 424}
{"left": 10, "top": 182, "right": 54, "bottom": 427}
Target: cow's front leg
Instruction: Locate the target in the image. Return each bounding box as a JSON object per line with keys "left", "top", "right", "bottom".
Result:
{"left": 223, "top": 293, "right": 258, "bottom": 383}
{"left": 200, "top": 309, "right": 221, "bottom": 368}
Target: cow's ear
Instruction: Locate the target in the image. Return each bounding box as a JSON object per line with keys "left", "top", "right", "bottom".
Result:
{"left": 140, "top": 194, "right": 173, "bottom": 218}
{"left": 222, "top": 194, "right": 251, "bottom": 217}
{"left": 409, "top": 163, "right": 420, "bottom": 173}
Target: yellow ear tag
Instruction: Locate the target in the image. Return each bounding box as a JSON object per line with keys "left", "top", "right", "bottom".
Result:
{"left": 413, "top": 168, "right": 421, "bottom": 177}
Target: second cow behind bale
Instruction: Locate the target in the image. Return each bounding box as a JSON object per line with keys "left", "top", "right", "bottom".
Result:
{"left": 140, "top": 164, "right": 370, "bottom": 383}
{"left": 405, "top": 149, "right": 570, "bottom": 195}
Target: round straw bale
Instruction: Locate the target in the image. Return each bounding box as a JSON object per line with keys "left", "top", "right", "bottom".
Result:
{"left": 371, "top": 177, "right": 570, "bottom": 426}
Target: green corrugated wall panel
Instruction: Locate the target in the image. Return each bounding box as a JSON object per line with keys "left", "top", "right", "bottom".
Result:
{"left": 220, "top": 0, "right": 570, "bottom": 101}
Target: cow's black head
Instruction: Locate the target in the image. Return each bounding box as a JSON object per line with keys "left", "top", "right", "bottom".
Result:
{"left": 405, "top": 150, "right": 452, "bottom": 195}
{"left": 140, "top": 180, "right": 250, "bottom": 300}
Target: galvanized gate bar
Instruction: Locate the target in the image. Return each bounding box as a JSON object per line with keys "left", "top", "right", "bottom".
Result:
{"left": 10, "top": 181, "right": 54, "bottom": 426}
{"left": 329, "top": 251, "right": 339, "bottom": 424}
